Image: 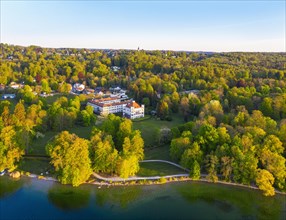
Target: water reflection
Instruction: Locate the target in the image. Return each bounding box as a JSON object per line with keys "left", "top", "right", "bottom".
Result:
{"left": 0, "top": 176, "right": 25, "bottom": 198}
{"left": 48, "top": 184, "right": 91, "bottom": 210}
{"left": 95, "top": 186, "right": 142, "bottom": 208}
{"left": 176, "top": 182, "right": 285, "bottom": 220}
{"left": 0, "top": 176, "right": 285, "bottom": 220}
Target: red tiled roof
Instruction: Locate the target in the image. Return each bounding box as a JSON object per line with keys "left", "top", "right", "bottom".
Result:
{"left": 88, "top": 100, "right": 129, "bottom": 107}
{"left": 125, "top": 101, "right": 141, "bottom": 108}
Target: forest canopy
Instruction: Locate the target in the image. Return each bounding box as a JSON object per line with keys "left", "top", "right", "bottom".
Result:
{"left": 0, "top": 44, "right": 285, "bottom": 193}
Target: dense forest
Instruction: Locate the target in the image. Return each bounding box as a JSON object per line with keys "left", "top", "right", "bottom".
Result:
{"left": 0, "top": 44, "right": 285, "bottom": 195}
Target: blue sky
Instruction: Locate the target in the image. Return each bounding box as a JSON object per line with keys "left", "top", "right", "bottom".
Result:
{"left": 1, "top": 1, "right": 285, "bottom": 52}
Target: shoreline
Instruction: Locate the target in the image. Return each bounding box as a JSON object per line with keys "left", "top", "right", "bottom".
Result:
{"left": 5, "top": 172, "right": 286, "bottom": 196}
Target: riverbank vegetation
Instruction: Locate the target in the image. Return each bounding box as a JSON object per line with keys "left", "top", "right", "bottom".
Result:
{"left": 1, "top": 44, "right": 285, "bottom": 195}
{"left": 45, "top": 115, "right": 144, "bottom": 186}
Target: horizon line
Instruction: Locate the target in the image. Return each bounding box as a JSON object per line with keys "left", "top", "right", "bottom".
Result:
{"left": 1, "top": 42, "right": 285, "bottom": 53}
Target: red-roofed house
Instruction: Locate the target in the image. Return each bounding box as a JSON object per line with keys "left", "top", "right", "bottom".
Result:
{"left": 123, "top": 101, "right": 144, "bottom": 119}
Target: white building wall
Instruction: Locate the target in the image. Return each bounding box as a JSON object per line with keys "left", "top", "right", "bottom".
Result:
{"left": 88, "top": 100, "right": 144, "bottom": 119}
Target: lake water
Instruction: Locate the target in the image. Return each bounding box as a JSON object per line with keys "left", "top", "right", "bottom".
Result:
{"left": 0, "top": 176, "right": 285, "bottom": 220}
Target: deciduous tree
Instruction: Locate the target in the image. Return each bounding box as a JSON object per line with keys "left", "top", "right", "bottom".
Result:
{"left": 46, "top": 131, "right": 92, "bottom": 186}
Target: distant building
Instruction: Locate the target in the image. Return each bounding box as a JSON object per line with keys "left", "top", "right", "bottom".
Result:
{"left": 72, "top": 83, "right": 85, "bottom": 94}
{"left": 110, "top": 86, "right": 129, "bottom": 100}
{"left": 2, "top": 94, "right": 16, "bottom": 99}
{"left": 111, "top": 66, "right": 121, "bottom": 72}
{"left": 180, "top": 90, "right": 200, "bottom": 95}
{"left": 10, "top": 82, "right": 23, "bottom": 89}
{"left": 87, "top": 97, "right": 144, "bottom": 119}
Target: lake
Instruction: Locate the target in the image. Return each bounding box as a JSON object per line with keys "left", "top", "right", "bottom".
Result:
{"left": 0, "top": 176, "right": 285, "bottom": 220}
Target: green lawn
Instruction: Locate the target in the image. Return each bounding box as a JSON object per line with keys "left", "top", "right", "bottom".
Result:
{"left": 29, "top": 125, "right": 94, "bottom": 155}
{"left": 67, "top": 125, "right": 94, "bottom": 139}
{"left": 137, "top": 162, "right": 187, "bottom": 177}
{"left": 43, "top": 93, "right": 76, "bottom": 104}
{"left": 144, "top": 145, "right": 171, "bottom": 161}
{"left": 133, "top": 114, "right": 184, "bottom": 147}
{"left": 29, "top": 131, "right": 58, "bottom": 155}
{"left": 18, "top": 158, "right": 52, "bottom": 175}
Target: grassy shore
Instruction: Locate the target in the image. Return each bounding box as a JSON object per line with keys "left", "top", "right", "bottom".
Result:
{"left": 137, "top": 162, "right": 187, "bottom": 177}
{"left": 28, "top": 125, "right": 94, "bottom": 155}
{"left": 18, "top": 158, "right": 51, "bottom": 175}
{"left": 133, "top": 114, "right": 184, "bottom": 146}
{"left": 21, "top": 113, "right": 185, "bottom": 186}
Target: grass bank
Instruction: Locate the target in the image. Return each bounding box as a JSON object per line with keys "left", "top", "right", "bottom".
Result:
{"left": 18, "top": 158, "right": 51, "bottom": 175}
{"left": 29, "top": 125, "right": 94, "bottom": 155}
{"left": 133, "top": 114, "right": 184, "bottom": 146}
{"left": 137, "top": 162, "right": 187, "bottom": 177}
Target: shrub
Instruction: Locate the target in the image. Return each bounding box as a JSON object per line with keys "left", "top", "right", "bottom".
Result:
{"left": 159, "top": 177, "right": 167, "bottom": 184}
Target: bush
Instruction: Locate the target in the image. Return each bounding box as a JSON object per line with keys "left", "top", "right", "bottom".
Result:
{"left": 159, "top": 177, "right": 167, "bottom": 184}
{"left": 147, "top": 180, "right": 153, "bottom": 185}
{"left": 38, "top": 175, "right": 45, "bottom": 180}
{"left": 166, "top": 115, "right": 173, "bottom": 121}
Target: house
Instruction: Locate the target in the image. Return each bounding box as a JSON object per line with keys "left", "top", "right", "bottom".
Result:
{"left": 180, "top": 90, "right": 200, "bottom": 95}
{"left": 123, "top": 101, "right": 145, "bottom": 119}
{"left": 87, "top": 97, "right": 128, "bottom": 115}
{"left": 111, "top": 66, "right": 120, "bottom": 72}
{"left": 110, "top": 86, "right": 129, "bottom": 100}
{"left": 10, "top": 82, "right": 23, "bottom": 89}
{"left": 2, "top": 94, "right": 16, "bottom": 99}
{"left": 85, "top": 88, "right": 95, "bottom": 94}
{"left": 72, "top": 83, "right": 85, "bottom": 94}
{"left": 87, "top": 97, "right": 144, "bottom": 119}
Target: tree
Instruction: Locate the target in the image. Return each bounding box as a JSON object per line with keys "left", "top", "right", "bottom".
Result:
{"left": 156, "top": 100, "right": 169, "bottom": 120}
{"left": 189, "top": 160, "right": 200, "bottom": 180}
{"left": 116, "top": 155, "right": 140, "bottom": 179}
{"left": 46, "top": 131, "right": 92, "bottom": 186}
{"left": 142, "top": 97, "right": 150, "bottom": 107}
{"left": 41, "top": 79, "right": 51, "bottom": 94}
{"left": 90, "top": 132, "right": 118, "bottom": 174}
{"left": 13, "top": 100, "right": 26, "bottom": 127}
{"left": 116, "top": 118, "right": 132, "bottom": 150}
{"left": 259, "top": 97, "right": 274, "bottom": 118}
{"left": 255, "top": 169, "right": 275, "bottom": 196}
{"left": 188, "top": 93, "right": 201, "bottom": 116}
{"left": 170, "top": 91, "right": 180, "bottom": 113}
{"left": 199, "top": 100, "right": 224, "bottom": 124}
{"left": 232, "top": 149, "right": 258, "bottom": 185}
{"left": 77, "top": 105, "right": 95, "bottom": 127}
{"left": 262, "top": 135, "right": 284, "bottom": 154}
{"left": 0, "top": 126, "right": 24, "bottom": 171}
{"left": 196, "top": 124, "right": 219, "bottom": 153}
{"left": 180, "top": 142, "right": 203, "bottom": 169}
{"left": 220, "top": 156, "right": 233, "bottom": 182}
{"left": 58, "top": 82, "right": 72, "bottom": 94}
{"left": 1, "top": 106, "right": 11, "bottom": 126}
{"left": 180, "top": 97, "right": 190, "bottom": 122}
{"left": 260, "top": 149, "right": 286, "bottom": 190}
{"left": 205, "top": 153, "right": 219, "bottom": 183}
{"left": 170, "top": 137, "right": 191, "bottom": 161}
{"left": 102, "top": 114, "right": 121, "bottom": 140}
{"left": 157, "top": 127, "right": 172, "bottom": 145}
{"left": 79, "top": 110, "right": 91, "bottom": 126}
{"left": 130, "top": 130, "right": 144, "bottom": 161}
{"left": 0, "top": 100, "right": 11, "bottom": 114}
